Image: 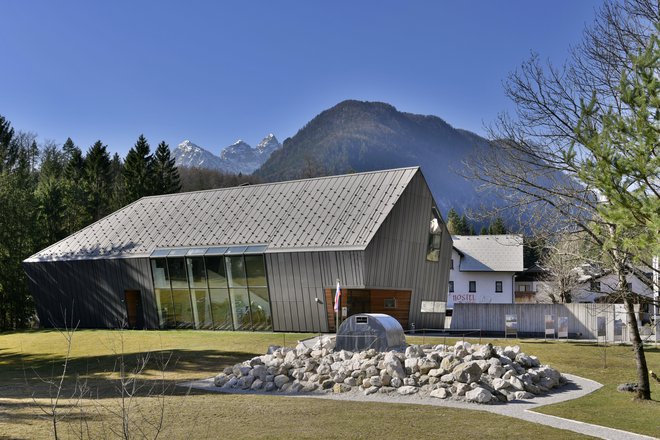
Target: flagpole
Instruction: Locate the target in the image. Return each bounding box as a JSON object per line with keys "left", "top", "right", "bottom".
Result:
{"left": 335, "top": 278, "right": 341, "bottom": 333}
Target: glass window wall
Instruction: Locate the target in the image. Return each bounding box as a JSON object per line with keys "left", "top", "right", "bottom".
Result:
{"left": 151, "top": 259, "right": 169, "bottom": 288}
{"left": 192, "top": 289, "right": 213, "bottom": 329}
{"left": 249, "top": 287, "right": 272, "bottom": 331}
{"left": 155, "top": 288, "right": 174, "bottom": 328}
{"left": 168, "top": 258, "right": 188, "bottom": 289}
{"left": 209, "top": 288, "right": 233, "bottom": 330}
{"left": 206, "top": 256, "right": 228, "bottom": 288}
{"left": 171, "top": 289, "right": 194, "bottom": 328}
{"left": 230, "top": 288, "right": 252, "bottom": 330}
{"left": 245, "top": 255, "right": 267, "bottom": 287}
{"left": 151, "top": 252, "right": 272, "bottom": 331}
{"left": 186, "top": 257, "right": 207, "bottom": 288}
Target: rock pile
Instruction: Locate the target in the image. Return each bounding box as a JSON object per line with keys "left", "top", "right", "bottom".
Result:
{"left": 213, "top": 337, "right": 565, "bottom": 404}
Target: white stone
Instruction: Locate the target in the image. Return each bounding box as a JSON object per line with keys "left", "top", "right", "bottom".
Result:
{"left": 508, "top": 376, "right": 525, "bottom": 391}
{"left": 429, "top": 388, "right": 450, "bottom": 399}
{"left": 452, "top": 361, "right": 482, "bottom": 383}
{"left": 465, "top": 387, "right": 493, "bottom": 404}
{"left": 405, "top": 358, "right": 419, "bottom": 372}
{"left": 492, "top": 378, "right": 510, "bottom": 390}
{"left": 397, "top": 385, "right": 419, "bottom": 395}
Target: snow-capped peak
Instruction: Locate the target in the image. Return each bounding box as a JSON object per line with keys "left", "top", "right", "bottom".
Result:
{"left": 173, "top": 134, "right": 281, "bottom": 175}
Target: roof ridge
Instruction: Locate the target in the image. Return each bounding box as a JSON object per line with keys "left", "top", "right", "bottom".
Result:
{"left": 138, "top": 166, "right": 421, "bottom": 200}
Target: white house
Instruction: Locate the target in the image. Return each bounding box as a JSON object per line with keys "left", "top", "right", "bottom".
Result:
{"left": 447, "top": 235, "right": 524, "bottom": 309}
{"left": 574, "top": 271, "right": 654, "bottom": 304}
{"left": 516, "top": 263, "right": 655, "bottom": 308}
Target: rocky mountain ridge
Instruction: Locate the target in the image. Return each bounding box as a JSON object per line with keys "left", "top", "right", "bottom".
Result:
{"left": 173, "top": 134, "right": 281, "bottom": 175}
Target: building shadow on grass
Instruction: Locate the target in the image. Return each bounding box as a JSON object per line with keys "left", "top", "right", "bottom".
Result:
{"left": 0, "top": 348, "right": 257, "bottom": 401}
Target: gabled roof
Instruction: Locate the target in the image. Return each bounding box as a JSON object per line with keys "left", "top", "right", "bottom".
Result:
{"left": 26, "top": 167, "right": 420, "bottom": 262}
{"left": 452, "top": 234, "right": 523, "bottom": 272}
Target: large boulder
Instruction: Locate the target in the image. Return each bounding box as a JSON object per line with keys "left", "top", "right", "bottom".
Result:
{"left": 430, "top": 388, "right": 450, "bottom": 399}
{"left": 465, "top": 387, "right": 493, "bottom": 404}
{"left": 274, "top": 374, "right": 290, "bottom": 389}
{"left": 397, "top": 386, "right": 419, "bottom": 395}
{"left": 440, "top": 355, "right": 461, "bottom": 372}
{"left": 384, "top": 357, "right": 405, "bottom": 379}
{"left": 452, "top": 361, "right": 482, "bottom": 384}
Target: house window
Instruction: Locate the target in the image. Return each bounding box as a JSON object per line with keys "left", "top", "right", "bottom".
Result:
{"left": 590, "top": 281, "right": 601, "bottom": 292}
{"left": 450, "top": 259, "right": 454, "bottom": 270}
{"left": 627, "top": 282, "right": 633, "bottom": 292}
{"left": 384, "top": 298, "right": 396, "bottom": 309}
{"left": 426, "top": 208, "right": 443, "bottom": 262}
{"left": 469, "top": 281, "right": 476, "bottom": 292}
{"left": 495, "top": 281, "right": 503, "bottom": 293}
{"left": 448, "top": 281, "right": 454, "bottom": 293}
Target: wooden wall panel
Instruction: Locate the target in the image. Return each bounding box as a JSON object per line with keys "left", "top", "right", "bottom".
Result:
{"left": 369, "top": 290, "right": 411, "bottom": 328}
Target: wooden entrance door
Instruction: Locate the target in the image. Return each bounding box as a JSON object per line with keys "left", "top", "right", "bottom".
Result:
{"left": 124, "top": 290, "right": 144, "bottom": 328}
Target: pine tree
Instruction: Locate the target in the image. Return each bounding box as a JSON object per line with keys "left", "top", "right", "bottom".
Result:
{"left": 123, "top": 134, "right": 153, "bottom": 203}
{"left": 62, "top": 142, "right": 90, "bottom": 233}
{"left": 36, "top": 142, "right": 66, "bottom": 244}
{"left": 110, "top": 152, "right": 125, "bottom": 211}
{"left": 457, "top": 214, "right": 470, "bottom": 235}
{"left": 488, "top": 217, "right": 507, "bottom": 235}
{"left": 446, "top": 208, "right": 461, "bottom": 234}
{"left": 84, "top": 140, "right": 112, "bottom": 221}
{"left": 62, "top": 137, "right": 77, "bottom": 161}
{"left": 152, "top": 141, "right": 181, "bottom": 195}
{"left": 0, "top": 115, "right": 17, "bottom": 172}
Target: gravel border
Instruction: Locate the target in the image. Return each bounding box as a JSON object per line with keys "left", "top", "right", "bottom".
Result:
{"left": 178, "top": 373, "right": 656, "bottom": 440}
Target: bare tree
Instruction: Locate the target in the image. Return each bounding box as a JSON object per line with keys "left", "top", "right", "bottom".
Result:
{"left": 465, "top": 0, "right": 658, "bottom": 399}
{"left": 537, "top": 233, "right": 586, "bottom": 303}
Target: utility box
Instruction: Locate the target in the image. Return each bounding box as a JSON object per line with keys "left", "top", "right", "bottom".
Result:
{"left": 335, "top": 313, "right": 406, "bottom": 352}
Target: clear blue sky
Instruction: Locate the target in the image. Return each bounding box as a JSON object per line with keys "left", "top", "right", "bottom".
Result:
{"left": 1, "top": 0, "right": 602, "bottom": 157}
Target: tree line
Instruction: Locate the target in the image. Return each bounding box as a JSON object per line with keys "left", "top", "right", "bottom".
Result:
{"left": 445, "top": 208, "right": 507, "bottom": 236}
{"left": 0, "top": 117, "right": 182, "bottom": 329}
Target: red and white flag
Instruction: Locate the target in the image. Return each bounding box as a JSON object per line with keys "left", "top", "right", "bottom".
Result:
{"left": 334, "top": 281, "right": 341, "bottom": 312}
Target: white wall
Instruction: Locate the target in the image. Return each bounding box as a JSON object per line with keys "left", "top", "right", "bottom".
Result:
{"left": 448, "top": 249, "right": 515, "bottom": 307}
{"left": 515, "top": 273, "right": 654, "bottom": 304}
{"left": 573, "top": 273, "right": 654, "bottom": 302}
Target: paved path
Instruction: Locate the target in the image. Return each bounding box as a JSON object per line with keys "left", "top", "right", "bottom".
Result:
{"left": 179, "top": 373, "right": 657, "bottom": 440}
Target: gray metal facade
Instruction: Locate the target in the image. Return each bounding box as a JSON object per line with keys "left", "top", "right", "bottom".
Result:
{"left": 23, "top": 167, "right": 451, "bottom": 331}
{"left": 23, "top": 257, "right": 158, "bottom": 328}
{"left": 364, "top": 172, "right": 452, "bottom": 329}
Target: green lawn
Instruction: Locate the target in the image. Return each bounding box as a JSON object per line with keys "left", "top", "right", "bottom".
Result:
{"left": 0, "top": 330, "right": 656, "bottom": 439}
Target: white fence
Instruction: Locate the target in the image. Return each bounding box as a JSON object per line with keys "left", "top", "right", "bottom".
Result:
{"left": 451, "top": 303, "right": 655, "bottom": 341}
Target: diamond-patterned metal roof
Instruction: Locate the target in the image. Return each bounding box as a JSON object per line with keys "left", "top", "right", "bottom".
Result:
{"left": 26, "top": 167, "right": 420, "bottom": 262}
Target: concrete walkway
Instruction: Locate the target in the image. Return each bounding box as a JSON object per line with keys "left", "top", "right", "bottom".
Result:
{"left": 179, "top": 373, "right": 657, "bottom": 440}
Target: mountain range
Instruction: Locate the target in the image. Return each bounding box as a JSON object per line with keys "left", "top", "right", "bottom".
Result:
{"left": 173, "top": 100, "right": 501, "bottom": 216}
{"left": 173, "top": 134, "right": 281, "bottom": 175}
{"left": 256, "top": 100, "right": 494, "bottom": 215}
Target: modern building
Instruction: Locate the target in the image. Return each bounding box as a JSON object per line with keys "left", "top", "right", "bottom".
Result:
{"left": 447, "top": 235, "right": 524, "bottom": 310}
{"left": 23, "top": 167, "right": 452, "bottom": 332}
